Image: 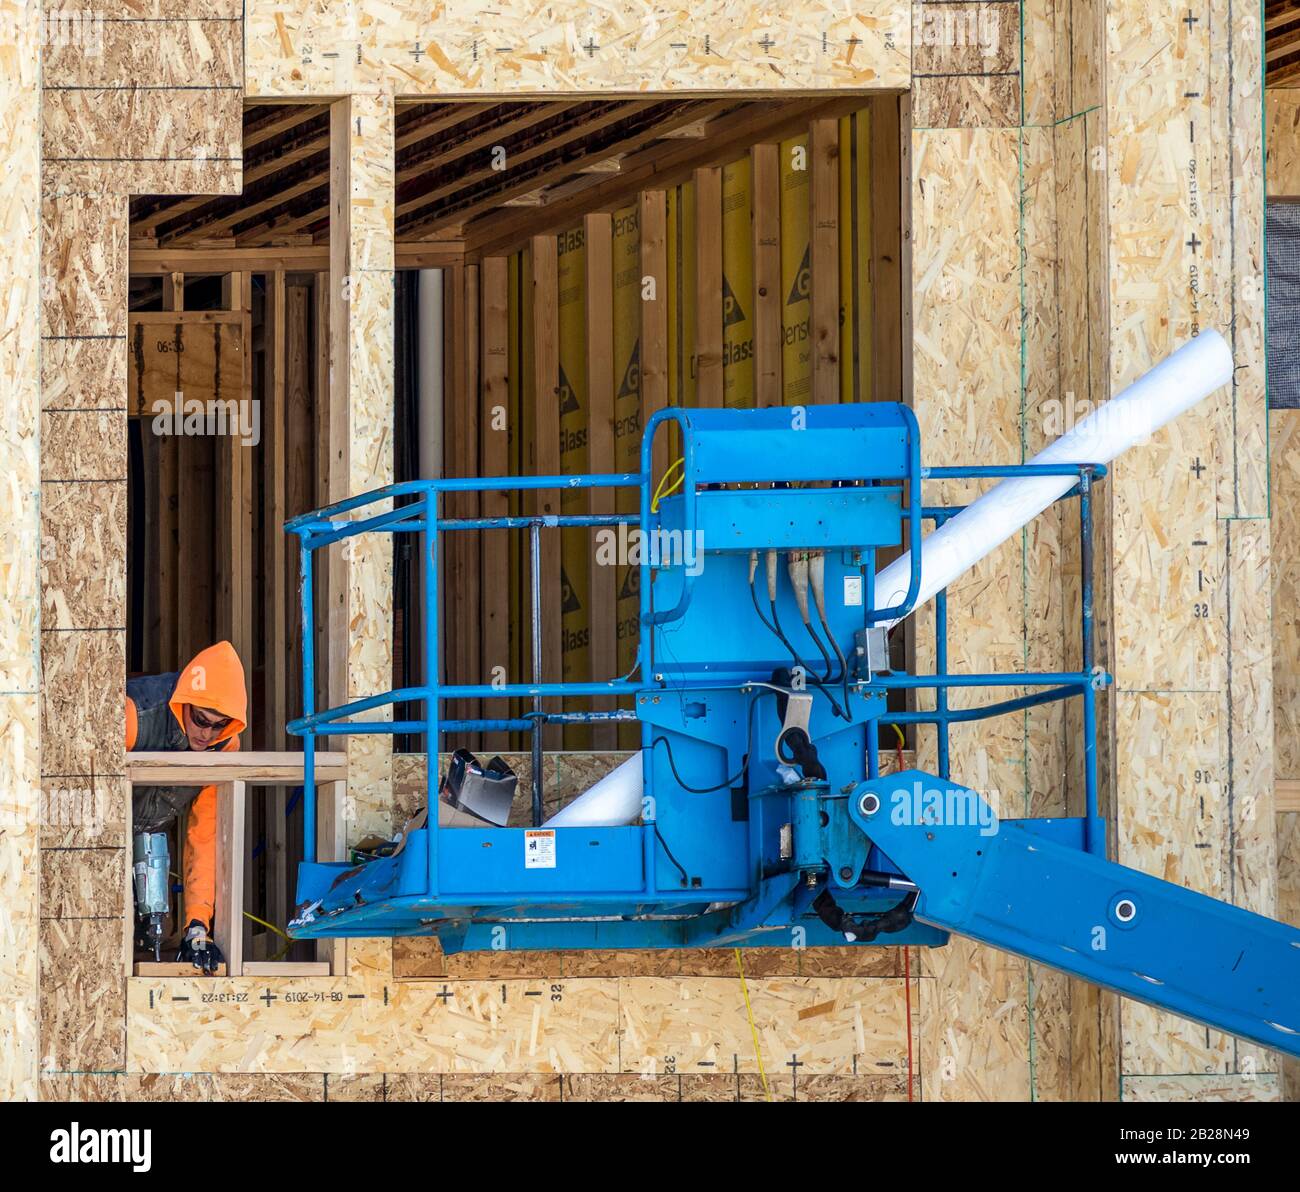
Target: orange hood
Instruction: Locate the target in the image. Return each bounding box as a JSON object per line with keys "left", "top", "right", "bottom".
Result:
{"left": 169, "top": 641, "right": 247, "bottom": 749}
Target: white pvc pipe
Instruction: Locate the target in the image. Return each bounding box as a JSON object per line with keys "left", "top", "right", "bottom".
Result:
{"left": 544, "top": 755, "right": 643, "bottom": 828}
{"left": 417, "top": 269, "right": 444, "bottom": 482}
{"left": 872, "top": 329, "right": 1233, "bottom": 628}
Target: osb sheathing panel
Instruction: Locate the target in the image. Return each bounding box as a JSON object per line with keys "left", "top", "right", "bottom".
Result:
{"left": 911, "top": 0, "right": 1021, "bottom": 129}
{"left": 0, "top": 0, "right": 42, "bottom": 1104}
{"left": 39, "top": 848, "right": 127, "bottom": 921}
{"left": 39, "top": 631, "right": 126, "bottom": 789}
{"left": 910, "top": 127, "right": 1035, "bottom": 1100}
{"left": 0, "top": 696, "right": 40, "bottom": 1101}
{"left": 40, "top": 191, "right": 127, "bottom": 340}
{"left": 40, "top": 336, "right": 124, "bottom": 414}
{"left": 394, "top": 937, "right": 904, "bottom": 980}
{"left": 1273, "top": 412, "right": 1300, "bottom": 1101}
{"left": 562, "top": 1072, "right": 911, "bottom": 1101}
{"left": 0, "top": 1, "right": 40, "bottom": 698}
{"left": 912, "top": 75, "right": 1020, "bottom": 130}
{"left": 1105, "top": 7, "right": 1222, "bottom": 694}
{"left": 1021, "top": 125, "right": 1072, "bottom": 1101}
{"left": 1273, "top": 413, "right": 1300, "bottom": 780}
{"left": 43, "top": 18, "right": 242, "bottom": 88}
{"left": 1211, "top": 0, "right": 1266, "bottom": 521}
{"left": 40, "top": 1073, "right": 326, "bottom": 1102}
{"left": 125, "top": 972, "right": 918, "bottom": 1075}
{"left": 39, "top": 776, "right": 129, "bottom": 851}
{"left": 1024, "top": 0, "right": 1101, "bottom": 124}
{"left": 335, "top": 94, "right": 396, "bottom": 842}
{"left": 38, "top": 1069, "right": 906, "bottom": 1101}
{"left": 45, "top": 156, "right": 243, "bottom": 198}
{"left": 1020, "top": 0, "right": 1056, "bottom": 125}
{"left": 69, "top": 0, "right": 241, "bottom": 14}
{"left": 1121, "top": 1074, "right": 1281, "bottom": 1102}
{"left": 41, "top": 479, "right": 127, "bottom": 637}
{"left": 911, "top": 2, "right": 1019, "bottom": 76}
{"left": 1266, "top": 89, "right": 1300, "bottom": 196}
{"left": 40, "top": 919, "right": 126, "bottom": 1073}
{"left": 28, "top": 5, "right": 247, "bottom": 1092}
{"left": 1280, "top": 811, "right": 1300, "bottom": 1100}
{"left": 244, "top": 0, "right": 910, "bottom": 96}
{"left": 1226, "top": 517, "right": 1276, "bottom": 921}
{"left": 1114, "top": 691, "right": 1237, "bottom": 1075}
{"left": 40, "top": 410, "right": 129, "bottom": 483}
{"left": 1107, "top": 1, "right": 1274, "bottom": 1086}
{"left": 918, "top": 942, "right": 1028, "bottom": 1100}
{"left": 43, "top": 89, "right": 242, "bottom": 163}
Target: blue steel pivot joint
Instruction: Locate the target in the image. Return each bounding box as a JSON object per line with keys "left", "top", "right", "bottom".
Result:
{"left": 284, "top": 402, "right": 1300, "bottom": 1059}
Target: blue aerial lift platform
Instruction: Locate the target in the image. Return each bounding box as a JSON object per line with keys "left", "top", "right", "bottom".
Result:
{"left": 284, "top": 402, "right": 1300, "bottom": 1060}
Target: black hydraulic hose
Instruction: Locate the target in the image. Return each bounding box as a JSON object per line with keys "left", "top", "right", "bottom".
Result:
{"left": 748, "top": 567, "right": 848, "bottom": 721}
{"left": 801, "top": 610, "right": 836, "bottom": 683}
{"left": 815, "top": 602, "right": 853, "bottom": 714}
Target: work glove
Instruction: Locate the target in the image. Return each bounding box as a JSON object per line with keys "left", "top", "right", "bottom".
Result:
{"left": 178, "top": 919, "right": 225, "bottom": 974}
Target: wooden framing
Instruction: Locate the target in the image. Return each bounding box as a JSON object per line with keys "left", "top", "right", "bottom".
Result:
{"left": 640, "top": 190, "right": 670, "bottom": 482}
{"left": 125, "top": 752, "right": 347, "bottom": 977}
{"left": 584, "top": 213, "right": 618, "bottom": 747}
{"left": 460, "top": 265, "right": 482, "bottom": 735}
{"left": 328, "top": 93, "right": 396, "bottom": 841}
{"left": 480, "top": 257, "right": 512, "bottom": 750}
{"left": 751, "top": 143, "right": 782, "bottom": 409}
{"left": 809, "top": 118, "right": 840, "bottom": 406}
{"left": 693, "top": 167, "right": 724, "bottom": 408}
{"left": 530, "top": 233, "right": 563, "bottom": 748}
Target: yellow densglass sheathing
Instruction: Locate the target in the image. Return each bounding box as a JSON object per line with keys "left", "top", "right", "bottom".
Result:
{"left": 612, "top": 200, "right": 642, "bottom": 749}
{"left": 853, "top": 109, "right": 875, "bottom": 403}
{"left": 507, "top": 251, "right": 525, "bottom": 747}
{"left": 780, "top": 133, "right": 811, "bottom": 407}
{"left": 722, "top": 156, "right": 755, "bottom": 408}
{"left": 557, "top": 224, "right": 592, "bottom": 747}
{"left": 519, "top": 245, "right": 536, "bottom": 750}
{"left": 838, "top": 115, "right": 854, "bottom": 404}
{"left": 681, "top": 178, "right": 699, "bottom": 409}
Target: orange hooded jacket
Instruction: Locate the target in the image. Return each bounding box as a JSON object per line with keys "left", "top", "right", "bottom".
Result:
{"left": 126, "top": 642, "right": 247, "bottom": 931}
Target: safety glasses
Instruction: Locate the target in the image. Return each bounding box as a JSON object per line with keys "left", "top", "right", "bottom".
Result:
{"left": 189, "top": 706, "right": 233, "bottom": 734}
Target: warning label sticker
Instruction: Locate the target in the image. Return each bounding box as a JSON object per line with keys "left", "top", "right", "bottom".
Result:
{"left": 524, "top": 829, "right": 556, "bottom": 869}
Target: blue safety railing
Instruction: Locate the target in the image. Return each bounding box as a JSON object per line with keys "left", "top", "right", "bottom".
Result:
{"left": 285, "top": 431, "right": 1108, "bottom": 872}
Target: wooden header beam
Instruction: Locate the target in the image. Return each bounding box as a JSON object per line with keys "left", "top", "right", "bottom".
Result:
{"left": 125, "top": 751, "right": 347, "bottom": 786}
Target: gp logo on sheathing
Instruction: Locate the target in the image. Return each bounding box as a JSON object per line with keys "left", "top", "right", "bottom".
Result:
{"left": 50, "top": 1123, "right": 152, "bottom": 1173}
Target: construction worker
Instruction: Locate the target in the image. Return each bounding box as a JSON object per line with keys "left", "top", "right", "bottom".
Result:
{"left": 126, "top": 641, "right": 247, "bottom": 973}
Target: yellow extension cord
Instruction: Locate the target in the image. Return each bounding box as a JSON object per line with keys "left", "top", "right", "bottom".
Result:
{"left": 650, "top": 457, "right": 685, "bottom": 512}
{"left": 243, "top": 910, "right": 294, "bottom": 962}
{"left": 734, "top": 947, "right": 772, "bottom": 1101}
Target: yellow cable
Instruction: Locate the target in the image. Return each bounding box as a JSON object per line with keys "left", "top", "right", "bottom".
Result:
{"left": 735, "top": 948, "right": 773, "bottom": 1101}
{"left": 650, "top": 457, "right": 685, "bottom": 513}
{"left": 243, "top": 910, "right": 294, "bottom": 961}
{"left": 242, "top": 910, "right": 291, "bottom": 939}
{"left": 889, "top": 723, "right": 905, "bottom": 750}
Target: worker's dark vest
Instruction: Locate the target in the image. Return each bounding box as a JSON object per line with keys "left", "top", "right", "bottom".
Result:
{"left": 131, "top": 702, "right": 229, "bottom": 833}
